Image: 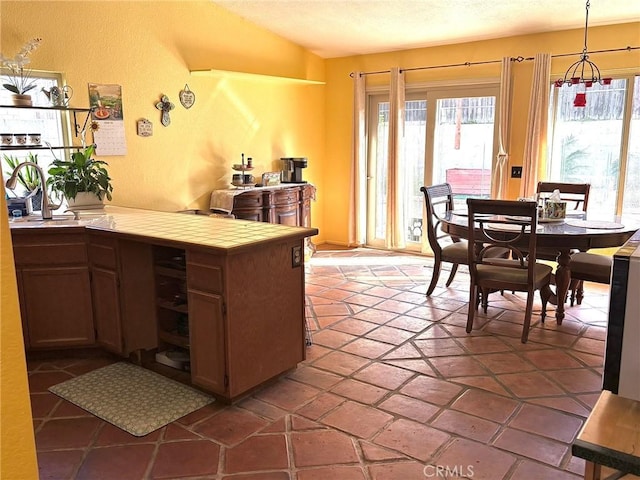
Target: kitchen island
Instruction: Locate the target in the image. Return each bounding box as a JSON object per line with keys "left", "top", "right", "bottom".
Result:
{"left": 9, "top": 206, "right": 318, "bottom": 402}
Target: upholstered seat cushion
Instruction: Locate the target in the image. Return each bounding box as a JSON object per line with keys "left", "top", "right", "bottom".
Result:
{"left": 477, "top": 262, "right": 553, "bottom": 287}
{"left": 442, "top": 241, "right": 510, "bottom": 264}
{"left": 571, "top": 252, "right": 612, "bottom": 284}
{"left": 441, "top": 241, "right": 468, "bottom": 263}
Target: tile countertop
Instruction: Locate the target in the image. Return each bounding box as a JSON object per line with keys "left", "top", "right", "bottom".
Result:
{"left": 8, "top": 206, "right": 318, "bottom": 253}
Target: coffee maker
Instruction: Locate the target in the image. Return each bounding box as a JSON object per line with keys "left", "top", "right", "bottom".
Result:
{"left": 281, "top": 157, "right": 308, "bottom": 183}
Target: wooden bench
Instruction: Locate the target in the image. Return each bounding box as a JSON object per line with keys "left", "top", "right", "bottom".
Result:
{"left": 572, "top": 390, "right": 640, "bottom": 480}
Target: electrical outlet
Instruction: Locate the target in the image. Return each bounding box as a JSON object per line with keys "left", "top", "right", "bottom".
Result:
{"left": 511, "top": 166, "right": 523, "bottom": 178}
{"left": 292, "top": 245, "right": 302, "bottom": 268}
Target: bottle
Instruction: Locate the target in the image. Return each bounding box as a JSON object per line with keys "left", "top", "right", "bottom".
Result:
{"left": 247, "top": 157, "right": 253, "bottom": 168}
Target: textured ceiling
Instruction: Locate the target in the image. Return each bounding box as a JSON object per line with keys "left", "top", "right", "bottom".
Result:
{"left": 212, "top": 0, "right": 640, "bottom": 58}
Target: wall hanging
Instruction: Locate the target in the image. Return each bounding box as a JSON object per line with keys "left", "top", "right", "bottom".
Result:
{"left": 155, "top": 94, "right": 174, "bottom": 127}
{"left": 136, "top": 118, "right": 153, "bottom": 137}
{"left": 179, "top": 84, "right": 195, "bottom": 109}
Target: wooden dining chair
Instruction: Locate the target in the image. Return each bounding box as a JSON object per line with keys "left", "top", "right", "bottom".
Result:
{"left": 568, "top": 252, "right": 613, "bottom": 306}
{"left": 466, "top": 199, "right": 553, "bottom": 343}
{"left": 536, "top": 181, "right": 591, "bottom": 213}
{"left": 420, "top": 184, "right": 467, "bottom": 295}
{"left": 535, "top": 181, "right": 601, "bottom": 304}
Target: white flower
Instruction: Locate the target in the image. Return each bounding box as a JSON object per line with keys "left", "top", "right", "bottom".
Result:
{"left": 1, "top": 38, "right": 42, "bottom": 95}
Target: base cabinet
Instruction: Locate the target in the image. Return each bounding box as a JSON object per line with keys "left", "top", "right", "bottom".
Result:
{"left": 88, "top": 233, "right": 156, "bottom": 356}
{"left": 12, "top": 231, "right": 95, "bottom": 349}
{"left": 13, "top": 217, "right": 311, "bottom": 402}
{"left": 21, "top": 266, "right": 95, "bottom": 348}
{"left": 188, "top": 290, "right": 226, "bottom": 394}
{"left": 91, "top": 266, "right": 123, "bottom": 353}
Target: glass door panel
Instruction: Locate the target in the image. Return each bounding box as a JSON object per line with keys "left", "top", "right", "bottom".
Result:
{"left": 365, "top": 85, "right": 498, "bottom": 251}
{"left": 431, "top": 92, "right": 497, "bottom": 210}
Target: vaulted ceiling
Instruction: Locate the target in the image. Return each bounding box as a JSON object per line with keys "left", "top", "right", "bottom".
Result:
{"left": 212, "top": 0, "right": 640, "bottom": 58}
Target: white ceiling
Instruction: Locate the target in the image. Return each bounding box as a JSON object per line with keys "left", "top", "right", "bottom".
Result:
{"left": 212, "top": 0, "right": 640, "bottom": 58}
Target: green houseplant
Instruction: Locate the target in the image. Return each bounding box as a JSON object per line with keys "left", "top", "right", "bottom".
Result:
{"left": 3, "top": 152, "right": 41, "bottom": 193}
{"left": 46, "top": 144, "right": 113, "bottom": 204}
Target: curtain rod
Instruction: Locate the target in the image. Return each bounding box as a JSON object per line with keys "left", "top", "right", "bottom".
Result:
{"left": 349, "top": 45, "right": 639, "bottom": 78}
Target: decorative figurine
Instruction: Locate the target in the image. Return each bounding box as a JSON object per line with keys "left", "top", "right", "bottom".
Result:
{"left": 179, "top": 84, "right": 195, "bottom": 109}
{"left": 155, "top": 94, "right": 174, "bottom": 127}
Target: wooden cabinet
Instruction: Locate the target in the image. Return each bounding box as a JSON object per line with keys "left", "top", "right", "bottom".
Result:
{"left": 91, "top": 266, "right": 122, "bottom": 353}
{"left": 11, "top": 208, "right": 314, "bottom": 402}
{"left": 188, "top": 290, "right": 226, "bottom": 394}
{"left": 186, "top": 251, "right": 226, "bottom": 394}
{"left": 12, "top": 230, "right": 95, "bottom": 349}
{"left": 228, "top": 184, "right": 314, "bottom": 229}
{"left": 88, "top": 234, "right": 122, "bottom": 353}
{"left": 88, "top": 233, "right": 156, "bottom": 356}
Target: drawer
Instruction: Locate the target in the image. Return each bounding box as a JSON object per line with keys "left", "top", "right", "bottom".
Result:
{"left": 13, "top": 243, "right": 88, "bottom": 266}
{"left": 233, "top": 191, "right": 263, "bottom": 209}
{"left": 273, "top": 189, "right": 300, "bottom": 205}
{"left": 88, "top": 236, "right": 118, "bottom": 269}
{"left": 187, "top": 251, "right": 224, "bottom": 294}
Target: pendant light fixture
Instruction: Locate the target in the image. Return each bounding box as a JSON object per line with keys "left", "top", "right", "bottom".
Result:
{"left": 554, "top": 0, "right": 611, "bottom": 107}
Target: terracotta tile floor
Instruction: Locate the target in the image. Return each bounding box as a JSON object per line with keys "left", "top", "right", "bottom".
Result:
{"left": 28, "top": 247, "right": 622, "bottom": 479}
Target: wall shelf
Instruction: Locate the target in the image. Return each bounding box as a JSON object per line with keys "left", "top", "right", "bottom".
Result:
{"left": 189, "top": 69, "right": 325, "bottom": 85}
{"left": 0, "top": 104, "right": 96, "bottom": 138}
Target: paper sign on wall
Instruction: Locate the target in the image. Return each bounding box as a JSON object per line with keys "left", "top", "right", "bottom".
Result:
{"left": 88, "top": 83, "right": 127, "bottom": 156}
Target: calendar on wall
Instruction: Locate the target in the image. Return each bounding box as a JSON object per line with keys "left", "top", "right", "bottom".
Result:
{"left": 88, "top": 83, "right": 127, "bottom": 156}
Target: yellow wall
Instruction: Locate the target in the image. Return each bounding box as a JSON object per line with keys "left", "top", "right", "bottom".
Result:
{"left": 1, "top": 0, "right": 326, "bottom": 229}
{"left": 1, "top": 2, "right": 639, "bottom": 473}
{"left": 0, "top": 193, "right": 38, "bottom": 479}
{"left": 323, "top": 23, "right": 640, "bottom": 244}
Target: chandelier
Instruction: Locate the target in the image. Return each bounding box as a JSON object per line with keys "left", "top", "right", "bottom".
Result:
{"left": 554, "top": 0, "right": 611, "bottom": 107}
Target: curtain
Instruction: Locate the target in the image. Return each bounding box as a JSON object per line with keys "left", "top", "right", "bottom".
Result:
{"left": 385, "top": 67, "right": 406, "bottom": 249}
{"left": 492, "top": 56, "right": 512, "bottom": 199}
{"left": 348, "top": 72, "right": 366, "bottom": 246}
{"left": 521, "top": 53, "right": 551, "bottom": 198}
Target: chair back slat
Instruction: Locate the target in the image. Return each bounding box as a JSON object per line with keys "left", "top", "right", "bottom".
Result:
{"left": 536, "top": 182, "right": 590, "bottom": 212}
{"left": 467, "top": 199, "right": 539, "bottom": 286}
{"left": 420, "top": 183, "right": 456, "bottom": 254}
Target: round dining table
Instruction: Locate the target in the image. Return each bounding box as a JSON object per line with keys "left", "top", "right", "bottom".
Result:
{"left": 441, "top": 210, "right": 639, "bottom": 322}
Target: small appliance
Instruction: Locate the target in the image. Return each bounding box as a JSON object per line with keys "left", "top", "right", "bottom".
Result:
{"left": 281, "top": 157, "right": 308, "bottom": 183}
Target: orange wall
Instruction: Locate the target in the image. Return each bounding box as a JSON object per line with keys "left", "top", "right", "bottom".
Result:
{"left": 323, "top": 22, "right": 640, "bottom": 245}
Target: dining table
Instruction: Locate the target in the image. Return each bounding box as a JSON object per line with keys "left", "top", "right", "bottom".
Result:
{"left": 441, "top": 209, "right": 639, "bottom": 322}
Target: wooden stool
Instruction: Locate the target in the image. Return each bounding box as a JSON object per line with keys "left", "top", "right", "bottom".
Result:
{"left": 572, "top": 390, "right": 640, "bottom": 480}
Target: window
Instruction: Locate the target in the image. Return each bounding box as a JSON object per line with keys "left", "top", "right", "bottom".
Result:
{"left": 0, "top": 71, "right": 71, "bottom": 197}
{"left": 546, "top": 75, "right": 640, "bottom": 220}
{"left": 366, "top": 83, "right": 499, "bottom": 250}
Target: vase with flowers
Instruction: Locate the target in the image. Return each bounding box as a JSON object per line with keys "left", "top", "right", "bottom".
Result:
{"left": 0, "top": 38, "right": 42, "bottom": 106}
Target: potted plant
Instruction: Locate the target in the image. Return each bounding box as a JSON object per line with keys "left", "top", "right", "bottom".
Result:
{"left": 0, "top": 38, "right": 42, "bottom": 106}
{"left": 3, "top": 152, "right": 43, "bottom": 210}
{"left": 46, "top": 144, "right": 113, "bottom": 208}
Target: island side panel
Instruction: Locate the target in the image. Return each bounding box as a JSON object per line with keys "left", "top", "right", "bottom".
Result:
{"left": 224, "top": 238, "right": 306, "bottom": 399}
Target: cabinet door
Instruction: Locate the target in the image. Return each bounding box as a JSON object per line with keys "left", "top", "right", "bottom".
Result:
{"left": 188, "top": 290, "right": 226, "bottom": 394}
{"left": 21, "top": 266, "right": 95, "bottom": 348}
{"left": 91, "top": 266, "right": 123, "bottom": 354}
{"left": 274, "top": 204, "right": 299, "bottom": 225}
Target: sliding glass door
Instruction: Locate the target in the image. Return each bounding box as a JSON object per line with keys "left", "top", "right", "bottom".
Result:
{"left": 366, "top": 84, "right": 499, "bottom": 251}
{"left": 547, "top": 75, "right": 640, "bottom": 220}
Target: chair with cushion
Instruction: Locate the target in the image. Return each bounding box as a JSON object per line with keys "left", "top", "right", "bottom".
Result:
{"left": 534, "top": 181, "right": 591, "bottom": 262}
{"left": 466, "top": 199, "right": 553, "bottom": 343}
{"left": 537, "top": 181, "right": 591, "bottom": 214}
{"left": 420, "top": 183, "right": 467, "bottom": 295}
{"left": 568, "top": 252, "right": 612, "bottom": 306}
{"left": 535, "top": 181, "right": 600, "bottom": 304}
